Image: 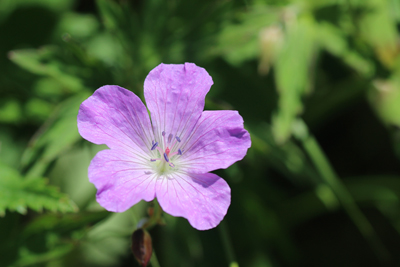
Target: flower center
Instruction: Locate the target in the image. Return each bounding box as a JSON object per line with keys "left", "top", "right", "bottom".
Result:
{"left": 149, "top": 131, "right": 184, "bottom": 175}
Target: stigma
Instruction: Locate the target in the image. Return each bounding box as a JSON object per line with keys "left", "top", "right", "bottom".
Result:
{"left": 149, "top": 132, "right": 184, "bottom": 168}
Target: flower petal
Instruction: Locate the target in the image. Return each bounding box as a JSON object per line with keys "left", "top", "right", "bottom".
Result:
{"left": 89, "top": 149, "right": 157, "bottom": 212}
{"left": 179, "top": 110, "right": 251, "bottom": 173}
{"left": 78, "top": 85, "right": 153, "bottom": 156}
{"left": 144, "top": 63, "right": 213, "bottom": 143}
{"left": 155, "top": 172, "right": 230, "bottom": 230}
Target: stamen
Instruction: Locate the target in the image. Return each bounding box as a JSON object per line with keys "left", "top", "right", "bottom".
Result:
{"left": 151, "top": 142, "right": 158, "bottom": 150}
{"left": 151, "top": 132, "right": 183, "bottom": 168}
{"left": 168, "top": 151, "right": 178, "bottom": 157}
{"left": 162, "top": 132, "right": 166, "bottom": 148}
{"left": 144, "top": 171, "right": 152, "bottom": 174}
{"left": 163, "top": 153, "right": 169, "bottom": 162}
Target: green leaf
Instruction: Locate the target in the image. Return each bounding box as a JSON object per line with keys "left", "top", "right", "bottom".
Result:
{"left": 0, "top": 163, "right": 78, "bottom": 216}
{"left": 57, "top": 12, "right": 99, "bottom": 40}
{"left": 272, "top": 16, "right": 317, "bottom": 144}
{"left": 22, "top": 93, "right": 90, "bottom": 178}
{"left": 0, "top": 0, "right": 74, "bottom": 24}
{"left": 78, "top": 211, "right": 137, "bottom": 266}
{"left": 368, "top": 78, "right": 400, "bottom": 127}
{"left": 358, "top": 0, "right": 398, "bottom": 67}
{"left": 359, "top": 0, "right": 397, "bottom": 48}
{"left": 96, "top": 0, "right": 125, "bottom": 31}
{"left": 214, "top": 7, "right": 279, "bottom": 65}
{"left": 8, "top": 47, "right": 85, "bottom": 92}
{"left": 0, "top": 98, "right": 22, "bottom": 123}
{"left": 22, "top": 211, "right": 109, "bottom": 237}
{"left": 316, "top": 22, "right": 374, "bottom": 76}
{"left": 14, "top": 244, "right": 74, "bottom": 267}
{"left": 248, "top": 124, "right": 319, "bottom": 185}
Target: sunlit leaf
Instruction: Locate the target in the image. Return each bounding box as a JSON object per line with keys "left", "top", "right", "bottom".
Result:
{"left": 214, "top": 7, "right": 279, "bottom": 65}
{"left": 368, "top": 78, "right": 400, "bottom": 127}
{"left": 272, "top": 16, "right": 317, "bottom": 143}
{"left": 359, "top": 0, "right": 398, "bottom": 68}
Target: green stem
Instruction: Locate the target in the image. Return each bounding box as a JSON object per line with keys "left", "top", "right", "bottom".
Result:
{"left": 149, "top": 250, "right": 161, "bottom": 267}
{"left": 293, "top": 119, "right": 390, "bottom": 262}
{"left": 142, "top": 199, "right": 163, "bottom": 230}
{"left": 219, "top": 221, "right": 239, "bottom": 267}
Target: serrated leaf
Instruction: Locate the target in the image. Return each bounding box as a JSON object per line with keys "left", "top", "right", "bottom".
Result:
{"left": 0, "top": 163, "right": 78, "bottom": 216}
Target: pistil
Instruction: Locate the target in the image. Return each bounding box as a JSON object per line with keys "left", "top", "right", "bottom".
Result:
{"left": 149, "top": 132, "right": 184, "bottom": 169}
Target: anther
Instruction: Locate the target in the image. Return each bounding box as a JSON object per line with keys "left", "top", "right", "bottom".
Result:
{"left": 162, "top": 131, "right": 166, "bottom": 136}
{"left": 175, "top": 136, "right": 181, "bottom": 142}
{"left": 163, "top": 153, "right": 169, "bottom": 162}
{"left": 151, "top": 142, "right": 158, "bottom": 150}
{"left": 168, "top": 133, "right": 173, "bottom": 143}
{"left": 169, "top": 162, "right": 175, "bottom": 168}
{"left": 178, "top": 148, "right": 183, "bottom": 155}
{"left": 150, "top": 159, "right": 156, "bottom": 162}
{"left": 144, "top": 171, "right": 152, "bottom": 174}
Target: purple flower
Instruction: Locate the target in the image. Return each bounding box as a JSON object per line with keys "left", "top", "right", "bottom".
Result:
{"left": 77, "top": 63, "right": 251, "bottom": 230}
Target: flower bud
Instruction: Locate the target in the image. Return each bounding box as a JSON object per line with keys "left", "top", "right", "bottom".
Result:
{"left": 131, "top": 229, "right": 152, "bottom": 267}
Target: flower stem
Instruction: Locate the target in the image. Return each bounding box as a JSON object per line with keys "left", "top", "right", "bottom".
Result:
{"left": 149, "top": 251, "right": 161, "bottom": 267}
{"left": 219, "top": 221, "right": 239, "bottom": 267}
{"left": 142, "top": 199, "right": 163, "bottom": 230}
{"left": 293, "top": 119, "right": 390, "bottom": 262}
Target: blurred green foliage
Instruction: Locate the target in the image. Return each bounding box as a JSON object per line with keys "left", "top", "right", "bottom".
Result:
{"left": 2, "top": 0, "right": 400, "bottom": 266}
